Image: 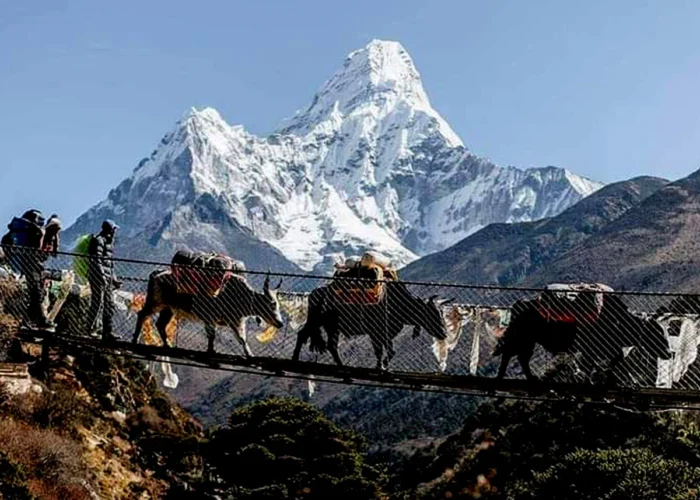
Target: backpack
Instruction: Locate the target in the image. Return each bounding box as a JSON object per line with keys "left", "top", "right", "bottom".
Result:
{"left": 1, "top": 231, "right": 21, "bottom": 274}
{"left": 1, "top": 231, "right": 15, "bottom": 248}
{"left": 5, "top": 217, "right": 41, "bottom": 248}
{"left": 72, "top": 234, "right": 93, "bottom": 283}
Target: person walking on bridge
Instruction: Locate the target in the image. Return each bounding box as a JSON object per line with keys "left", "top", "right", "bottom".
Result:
{"left": 86, "top": 220, "right": 120, "bottom": 342}
{"left": 1, "top": 209, "right": 55, "bottom": 330}
{"left": 42, "top": 214, "right": 61, "bottom": 257}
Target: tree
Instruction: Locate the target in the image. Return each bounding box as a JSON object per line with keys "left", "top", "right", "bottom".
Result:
{"left": 206, "top": 397, "right": 384, "bottom": 499}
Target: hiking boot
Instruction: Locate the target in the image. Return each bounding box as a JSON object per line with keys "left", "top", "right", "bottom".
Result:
{"left": 39, "top": 318, "right": 56, "bottom": 329}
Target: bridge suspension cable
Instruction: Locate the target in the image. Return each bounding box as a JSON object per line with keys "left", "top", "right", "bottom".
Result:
{"left": 2, "top": 247, "right": 700, "bottom": 409}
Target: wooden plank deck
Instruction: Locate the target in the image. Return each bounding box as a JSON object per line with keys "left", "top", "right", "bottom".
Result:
{"left": 17, "top": 330, "right": 700, "bottom": 410}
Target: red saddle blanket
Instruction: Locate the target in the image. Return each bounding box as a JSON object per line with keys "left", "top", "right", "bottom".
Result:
{"left": 330, "top": 264, "right": 387, "bottom": 305}
{"left": 535, "top": 303, "right": 583, "bottom": 324}
{"left": 171, "top": 250, "right": 236, "bottom": 297}
{"left": 534, "top": 283, "right": 612, "bottom": 324}
{"left": 172, "top": 267, "right": 231, "bottom": 296}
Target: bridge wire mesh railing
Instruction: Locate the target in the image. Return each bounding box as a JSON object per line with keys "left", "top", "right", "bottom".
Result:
{"left": 1, "top": 247, "right": 700, "bottom": 393}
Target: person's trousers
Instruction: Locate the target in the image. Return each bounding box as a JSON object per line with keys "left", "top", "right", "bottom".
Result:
{"left": 25, "top": 268, "right": 47, "bottom": 325}
{"left": 87, "top": 276, "right": 114, "bottom": 336}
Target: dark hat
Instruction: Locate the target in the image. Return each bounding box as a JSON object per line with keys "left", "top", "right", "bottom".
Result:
{"left": 22, "top": 209, "right": 44, "bottom": 225}
{"left": 101, "top": 220, "right": 119, "bottom": 233}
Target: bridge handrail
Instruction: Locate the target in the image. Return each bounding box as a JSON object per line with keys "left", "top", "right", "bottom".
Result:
{"left": 1, "top": 246, "right": 698, "bottom": 297}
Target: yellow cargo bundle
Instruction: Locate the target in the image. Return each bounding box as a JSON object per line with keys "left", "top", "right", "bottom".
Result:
{"left": 331, "top": 252, "right": 398, "bottom": 304}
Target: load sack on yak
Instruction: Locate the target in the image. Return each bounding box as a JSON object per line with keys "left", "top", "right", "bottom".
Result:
{"left": 330, "top": 252, "right": 399, "bottom": 305}
{"left": 534, "top": 283, "right": 613, "bottom": 324}
{"left": 170, "top": 250, "right": 245, "bottom": 297}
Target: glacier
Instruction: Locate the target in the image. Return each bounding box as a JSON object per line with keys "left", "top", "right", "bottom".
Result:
{"left": 65, "top": 39, "right": 602, "bottom": 272}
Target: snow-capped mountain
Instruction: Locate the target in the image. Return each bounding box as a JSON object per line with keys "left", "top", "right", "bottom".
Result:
{"left": 66, "top": 39, "right": 602, "bottom": 272}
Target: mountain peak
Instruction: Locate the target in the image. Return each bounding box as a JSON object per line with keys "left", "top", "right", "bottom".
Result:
{"left": 345, "top": 39, "right": 420, "bottom": 89}
{"left": 277, "top": 40, "right": 462, "bottom": 146}
{"left": 182, "top": 106, "right": 226, "bottom": 126}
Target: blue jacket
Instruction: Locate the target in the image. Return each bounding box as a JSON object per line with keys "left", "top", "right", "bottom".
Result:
{"left": 1, "top": 217, "right": 45, "bottom": 274}
{"left": 5, "top": 217, "right": 44, "bottom": 248}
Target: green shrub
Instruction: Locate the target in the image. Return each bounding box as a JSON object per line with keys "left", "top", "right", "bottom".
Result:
{"left": 0, "top": 450, "right": 34, "bottom": 500}
{"left": 0, "top": 278, "right": 21, "bottom": 362}
{"left": 32, "top": 386, "right": 94, "bottom": 433}
{"left": 0, "top": 419, "right": 91, "bottom": 499}
{"left": 517, "top": 447, "right": 700, "bottom": 500}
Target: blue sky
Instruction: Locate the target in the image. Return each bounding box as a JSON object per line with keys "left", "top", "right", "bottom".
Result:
{"left": 1, "top": 0, "right": 699, "bottom": 226}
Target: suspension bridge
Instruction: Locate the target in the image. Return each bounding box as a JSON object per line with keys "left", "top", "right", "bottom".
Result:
{"left": 3, "top": 248, "right": 700, "bottom": 410}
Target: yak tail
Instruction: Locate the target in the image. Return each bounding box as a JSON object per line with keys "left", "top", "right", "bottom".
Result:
{"left": 492, "top": 329, "right": 509, "bottom": 357}
{"left": 136, "top": 269, "right": 164, "bottom": 311}
{"left": 309, "top": 332, "right": 327, "bottom": 354}
{"left": 145, "top": 269, "right": 159, "bottom": 296}
{"left": 299, "top": 316, "right": 327, "bottom": 355}
{"left": 304, "top": 287, "right": 329, "bottom": 354}
{"left": 492, "top": 337, "right": 504, "bottom": 356}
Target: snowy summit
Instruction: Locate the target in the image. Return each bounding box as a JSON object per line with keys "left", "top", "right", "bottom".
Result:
{"left": 66, "top": 40, "right": 602, "bottom": 272}
{"left": 278, "top": 39, "right": 462, "bottom": 147}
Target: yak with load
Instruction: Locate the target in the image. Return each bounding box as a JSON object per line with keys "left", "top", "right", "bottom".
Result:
{"left": 293, "top": 252, "right": 450, "bottom": 370}
{"left": 132, "top": 250, "right": 284, "bottom": 356}
{"left": 494, "top": 283, "right": 672, "bottom": 384}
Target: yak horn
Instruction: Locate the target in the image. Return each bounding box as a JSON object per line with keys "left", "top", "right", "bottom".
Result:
{"left": 275, "top": 278, "right": 283, "bottom": 290}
